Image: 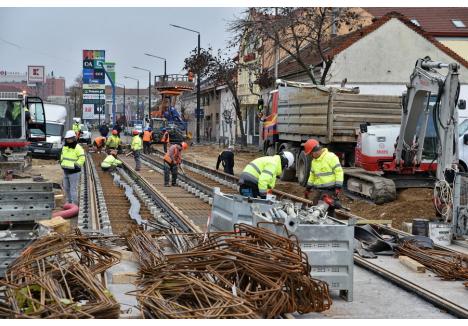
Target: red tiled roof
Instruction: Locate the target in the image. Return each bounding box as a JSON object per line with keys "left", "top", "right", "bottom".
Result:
{"left": 277, "top": 11, "right": 468, "bottom": 79}
{"left": 364, "top": 7, "right": 468, "bottom": 36}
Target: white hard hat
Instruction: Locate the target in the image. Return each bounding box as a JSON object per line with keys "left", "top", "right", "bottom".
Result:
{"left": 282, "top": 151, "right": 295, "bottom": 168}
{"left": 65, "top": 130, "right": 76, "bottom": 138}
{"left": 73, "top": 118, "right": 80, "bottom": 122}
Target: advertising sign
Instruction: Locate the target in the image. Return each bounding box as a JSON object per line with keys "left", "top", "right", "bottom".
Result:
{"left": 104, "top": 62, "right": 115, "bottom": 84}
{"left": 82, "top": 104, "right": 95, "bottom": 120}
{"left": 82, "top": 50, "right": 107, "bottom": 120}
{"left": 27, "top": 65, "right": 45, "bottom": 83}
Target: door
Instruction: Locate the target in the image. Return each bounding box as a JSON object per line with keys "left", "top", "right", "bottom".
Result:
{"left": 26, "top": 97, "right": 47, "bottom": 142}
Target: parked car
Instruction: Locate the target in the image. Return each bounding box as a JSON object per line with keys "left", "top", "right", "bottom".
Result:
{"left": 79, "top": 124, "right": 92, "bottom": 145}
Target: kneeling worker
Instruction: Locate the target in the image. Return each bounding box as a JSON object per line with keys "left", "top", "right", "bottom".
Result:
{"left": 216, "top": 145, "right": 235, "bottom": 175}
{"left": 101, "top": 150, "right": 122, "bottom": 171}
{"left": 303, "top": 138, "right": 344, "bottom": 203}
{"left": 163, "top": 142, "right": 188, "bottom": 186}
{"left": 238, "top": 151, "right": 294, "bottom": 199}
{"left": 93, "top": 135, "right": 106, "bottom": 153}
{"left": 60, "top": 130, "right": 86, "bottom": 205}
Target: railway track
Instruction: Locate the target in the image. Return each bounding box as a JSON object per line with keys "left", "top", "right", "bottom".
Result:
{"left": 134, "top": 149, "right": 467, "bottom": 318}
{"left": 75, "top": 148, "right": 466, "bottom": 318}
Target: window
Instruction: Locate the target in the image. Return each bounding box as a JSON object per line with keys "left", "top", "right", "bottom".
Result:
{"left": 410, "top": 19, "right": 420, "bottom": 26}
{"left": 452, "top": 19, "right": 466, "bottom": 28}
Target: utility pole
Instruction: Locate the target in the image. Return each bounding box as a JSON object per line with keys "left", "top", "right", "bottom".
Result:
{"left": 274, "top": 7, "right": 279, "bottom": 79}
{"left": 169, "top": 23, "right": 201, "bottom": 143}
{"left": 133, "top": 66, "right": 152, "bottom": 123}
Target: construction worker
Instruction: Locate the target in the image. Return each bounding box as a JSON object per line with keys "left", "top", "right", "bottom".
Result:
{"left": 93, "top": 135, "right": 106, "bottom": 153}
{"left": 160, "top": 128, "right": 170, "bottom": 152}
{"left": 72, "top": 118, "right": 81, "bottom": 139}
{"left": 303, "top": 138, "right": 344, "bottom": 204}
{"left": 101, "top": 150, "right": 122, "bottom": 171}
{"left": 238, "top": 151, "right": 294, "bottom": 199}
{"left": 131, "top": 129, "right": 143, "bottom": 171}
{"left": 106, "top": 130, "right": 121, "bottom": 153}
{"left": 163, "top": 142, "right": 188, "bottom": 186}
{"left": 143, "top": 127, "right": 153, "bottom": 154}
{"left": 216, "top": 145, "right": 235, "bottom": 175}
{"left": 60, "top": 130, "right": 85, "bottom": 205}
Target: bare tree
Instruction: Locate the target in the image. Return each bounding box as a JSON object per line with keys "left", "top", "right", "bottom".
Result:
{"left": 229, "top": 8, "right": 363, "bottom": 85}
{"left": 184, "top": 48, "right": 247, "bottom": 146}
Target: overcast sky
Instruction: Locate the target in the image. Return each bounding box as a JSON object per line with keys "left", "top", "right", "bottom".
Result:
{"left": 0, "top": 7, "right": 243, "bottom": 88}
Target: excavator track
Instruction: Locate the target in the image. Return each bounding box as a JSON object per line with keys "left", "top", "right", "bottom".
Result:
{"left": 344, "top": 168, "right": 396, "bottom": 204}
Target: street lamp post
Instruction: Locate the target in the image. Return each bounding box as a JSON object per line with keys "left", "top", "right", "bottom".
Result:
{"left": 133, "top": 66, "right": 152, "bottom": 124}
{"left": 124, "top": 76, "right": 140, "bottom": 120}
{"left": 144, "top": 53, "right": 167, "bottom": 79}
{"left": 116, "top": 83, "right": 126, "bottom": 125}
{"left": 170, "top": 23, "right": 201, "bottom": 144}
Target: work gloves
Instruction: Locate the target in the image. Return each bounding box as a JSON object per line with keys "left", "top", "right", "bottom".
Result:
{"left": 335, "top": 186, "right": 342, "bottom": 196}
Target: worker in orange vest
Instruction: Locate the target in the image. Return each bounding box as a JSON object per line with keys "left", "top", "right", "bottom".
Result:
{"left": 160, "top": 128, "right": 170, "bottom": 152}
{"left": 92, "top": 135, "right": 106, "bottom": 153}
{"left": 163, "top": 142, "right": 188, "bottom": 186}
{"left": 143, "top": 127, "right": 153, "bottom": 154}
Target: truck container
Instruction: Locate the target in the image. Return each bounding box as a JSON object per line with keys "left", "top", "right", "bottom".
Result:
{"left": 261, "top": 80, "right": 402, "bottom": 185}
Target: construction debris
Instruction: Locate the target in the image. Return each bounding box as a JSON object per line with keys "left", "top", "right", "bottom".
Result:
{"left": 126, "top": 224, "right": 332, "bottom": 319}
{"left": 396, "top": 241, "right": 468, "bottom": 280}
{"left": 0, "top": 231, "right": 121, "bottom": 318}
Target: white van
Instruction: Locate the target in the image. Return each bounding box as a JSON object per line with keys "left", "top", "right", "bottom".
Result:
{"left": 29, "top": 104, "right": 67, "bottom": 159}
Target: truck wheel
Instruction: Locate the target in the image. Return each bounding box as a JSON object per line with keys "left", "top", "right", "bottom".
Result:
{"left": 297, "top": 150, "right": 311, "bottom": 186}
{"left": 266, "top": 146, "right": 276, "bottom": 156}
{"left": 281, "top": 167, "right": 296, "bottom": 181}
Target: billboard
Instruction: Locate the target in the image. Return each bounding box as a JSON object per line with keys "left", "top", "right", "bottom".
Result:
{"left": 82, "top": 50, "right": 105, "bottom": 119}
{"left": 104, "top": 62, "right": 115, "bottom": 84}
{"left": 27, "top": 65, "right": 45, "bottom": 83}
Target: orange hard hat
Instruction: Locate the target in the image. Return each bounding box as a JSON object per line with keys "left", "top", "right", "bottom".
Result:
{"left": 181, "top": 142, "right": 188, "bottom": 150}
{"left": 132, "top": 130, "right": 140, "bottom": 135}
{"left": 304, "top": 139, "right": 320, "bottom": 155}
{"left": 112, "top": 130, "right": 118, "bottom": 135}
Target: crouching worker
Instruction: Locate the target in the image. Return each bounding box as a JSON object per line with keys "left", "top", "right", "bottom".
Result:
{"left": 238, "top": 151, "right": 294, "bottom": 199}
{"left": 60, "top": 130, "right": 85, "bottom": 205}
{"left": 101, "top": 150, "right": 122, "bottom": 171}
{"left": 163, "top": 142, "right": 188, "bottom": 187}
{"left": 93, "top": 135, "right": 106, "bottom": 153}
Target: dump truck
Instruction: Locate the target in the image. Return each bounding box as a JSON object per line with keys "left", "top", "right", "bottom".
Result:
{"left": 260, "top": 80, "right": 402, "bottom": 187}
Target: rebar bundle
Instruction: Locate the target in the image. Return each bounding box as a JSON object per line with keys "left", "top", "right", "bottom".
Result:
{"left": 396, "top": 241, "right": 468, "bottom": 280}
{"left": 0, "top": 231, "right": 121, "bottom": 319}
{"left": 127, "top": 224, "right": 332, "bottom": 319}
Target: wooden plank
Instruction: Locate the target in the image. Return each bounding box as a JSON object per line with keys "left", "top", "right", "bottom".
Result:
{"left": 334, "top": 114, "right": 401, "bottom": 123}
{"left": 278, "top": 105, "right": 328, "bottom": 116}
{"left": 355, "top": 219, "right": 392, "bottom": 226}
{"left": 399, "top": 256, "right": 426, "bottom": 273}
{"left": 112, "top": 272, "right": 139, "bottom": 284}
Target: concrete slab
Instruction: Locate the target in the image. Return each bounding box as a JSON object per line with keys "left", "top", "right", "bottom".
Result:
{"left": 295, "top": 265, "right": 454, "bottom": 319}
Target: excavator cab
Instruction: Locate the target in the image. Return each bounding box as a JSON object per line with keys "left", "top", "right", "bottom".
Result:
{"left": 25, "top": 96, "right": 47, "bottom": 142}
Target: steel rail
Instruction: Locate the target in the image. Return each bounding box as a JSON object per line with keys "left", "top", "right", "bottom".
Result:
{"left": 144, "top": 150, "right": 468, "bottom": 318}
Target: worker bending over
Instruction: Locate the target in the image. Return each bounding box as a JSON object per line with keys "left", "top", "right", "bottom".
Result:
{"left": 101, "top": 150, "right": 122, "bottom": 171}
{"left": 216, "top": 145, "right": 235, "bottom": 175}
{"left": 106, "top": 130, "right": 121, "bottom": 153}
{"left": 163, "top": 142, "right": 188, "bottom": 186}
{"left": 238, "top": 151, "right": 294, "bottom": 199}
{"left": 303, "top": 138, "right": 344, "bottom": 203}
{"left": 143, "top": 127, "right": 153, "bottom": 154}
{"left": 93, "top": 135, "right": 106, "bottom": 153}
{"left": 160, "top": 128, "right": 170, "bottom": 152}
{"left": 60, "top": 130, "right": 85, "bottom": 205}
{"left": 131, "top": 130, "right": 143, "bottom": 171}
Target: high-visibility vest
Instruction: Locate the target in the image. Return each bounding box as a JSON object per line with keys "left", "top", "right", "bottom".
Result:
{"left": 72, "top": 123, "right": 81, "bottom": 133}
{"left": 101, "top": 155, "right": 122, "bottom": 168}
{"left": 143, "top": 130, "right": 152, "bottom": 142}
{"left": 60, "top": 144, "right": 85, "bottom": 170}
{"left": 307, "top": 148, "right": 344, "bottom": 189}
{"left": 240, "top": 155, "right": 282, "bottom": 195}
{"left": 11, "top": 102, "right": 22, "bottom": 120}
{"left": 131, "top": 135, "right": 143, "bottom": 151}
{"left": 94, "top": 136, "right": 106, "bottom": 147}
{"left": 106, "top": 135, "right": 121, "bottom": 148}
{"left": 160, "top": 131, "right": 170, "bottom": 143}
{"left": 163, "top": 144, "right": 181, "bottom": 165}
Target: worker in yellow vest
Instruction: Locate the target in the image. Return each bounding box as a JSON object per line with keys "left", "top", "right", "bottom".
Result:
{"left": 131, "top": 130, "right": 143, "bottom": 171}
{"left": 142, "top": 127, "right": 153, "bottom": 154}
{"left": 303, "top": 138, "right": 344, "bottom": 203}
{"left": 60, "top": 130, "right": 85, "bottom": 205}
{"left": 72, "top": 118, "right": 82, "bottom": 139}
{"left": 238, "top": 151, "right": 294, "bottom": 199}
{"left": 106, "top": 130, "right": 121, "bottom": 153}
{"left": 101, "top": 150, "right": 122, "bottom": 171}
